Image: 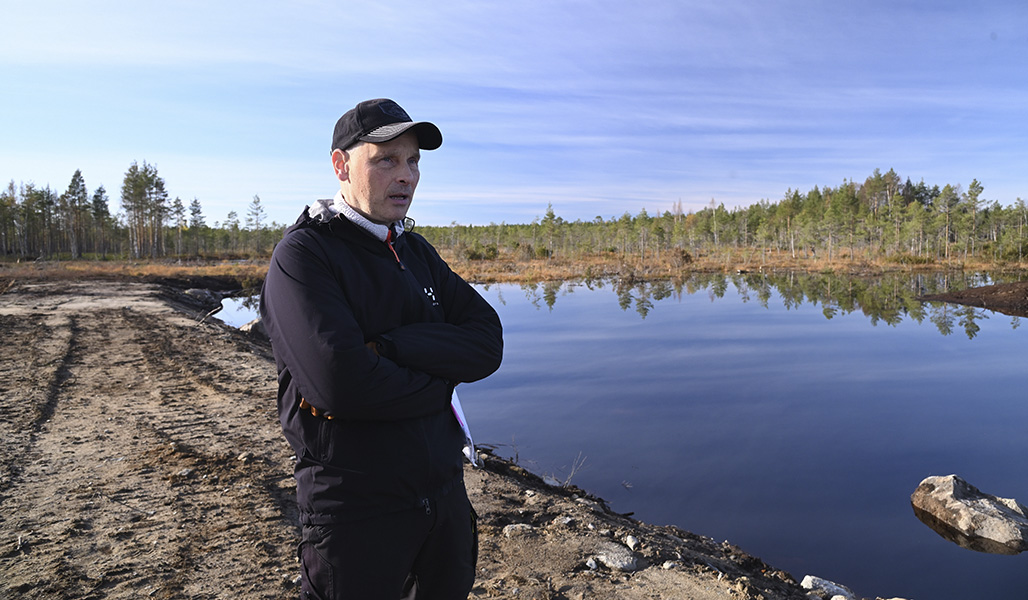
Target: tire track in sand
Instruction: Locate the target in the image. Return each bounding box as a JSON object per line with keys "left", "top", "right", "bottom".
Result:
{"left": 0, "top": 285, "right": 297, "bottom": 599}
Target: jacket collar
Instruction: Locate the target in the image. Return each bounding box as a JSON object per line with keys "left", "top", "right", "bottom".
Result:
{"left": 306, "top": 191, "right": 404, "bottom": 243}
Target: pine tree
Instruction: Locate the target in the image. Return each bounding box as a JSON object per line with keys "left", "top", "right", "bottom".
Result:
{"left": 171, "top": 196, "right": 186, "bottom": 257}
{"left": 61, "top": 170, "right": 89, "bottom": 258}
{"left": 189, "top": 197, "right": 206, "bottom": 255}
{"left": 246, "top": 194, "right": 266, "bottom": 254}
{"left": 90, "top": 185, "right": 111, "bottom": 258}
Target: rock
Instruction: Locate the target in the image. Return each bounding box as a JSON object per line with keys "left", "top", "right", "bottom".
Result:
{"left": 593, "top": 541, "right": 638, "bottom": 571}
{"left": 910, "top": 474, "right": 1028, "bottom": 554}
{"left": 624, "top": 534, "right": 640, "bottom": 550}
{"left": 240, "top": 317, "right": 268, "bottom": 340}
{"left": 502, "top": 523, "right": 536, "bottom": 538}
{"left": 800, "top": 575, "right": 856, "bottom": 600}
{"left": 184, "top": 288, "right": 220, "bottom": 307}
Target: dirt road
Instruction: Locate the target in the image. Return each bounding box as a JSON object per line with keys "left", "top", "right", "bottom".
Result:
{"left": 0, "top": 280, "right": 814, "bottom": 600}
{"left": 0, "top": 282, "right": 295, "bottom": 598}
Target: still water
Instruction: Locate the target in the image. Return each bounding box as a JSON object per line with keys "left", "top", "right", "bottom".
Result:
{"left": 223, "top": 271, "right": 1028, "bottom": 600}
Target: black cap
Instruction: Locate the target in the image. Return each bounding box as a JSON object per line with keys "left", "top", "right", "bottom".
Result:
{"left": 332, "top": 98, "right": 442, "bottom": 152}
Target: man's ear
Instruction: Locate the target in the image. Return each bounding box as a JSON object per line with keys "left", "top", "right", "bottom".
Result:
{"left": 331, "top": 149, "right": 349, "bottom": 182}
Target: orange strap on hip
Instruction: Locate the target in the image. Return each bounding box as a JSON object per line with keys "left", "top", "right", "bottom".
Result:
{"left": 299, "top": 398, "right": 333, "bottom": 420}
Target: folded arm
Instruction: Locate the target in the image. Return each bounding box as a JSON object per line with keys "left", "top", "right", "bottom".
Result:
{"left": 261, "top": 234, "right": 453, "bottom": 421}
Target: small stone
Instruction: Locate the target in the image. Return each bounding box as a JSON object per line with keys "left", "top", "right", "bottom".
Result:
{"left": 237, "top": 452, "right": 254, "bottom": 462}
{"left": 594, "top": 541, "right": 638, "bottom": 572}
{"left": 502, "top": 523, "right": 535, "bottom": 538}
{"left": 575, "top": 497, "right": 599, "bottom": 509}
{"left": 624, "top": 535, "right": 640, "bottom": 550}
{"left": 585, "top": 557, "right": 598, "bottom": 570}
{"left": 661, "top": 561, "right": 677, "bottom": 570}
{"left": 240, "top": 318, "right": 268, "bottom": 340}
{"left": 800, "top": 575, "right": 856, "bottom": 600}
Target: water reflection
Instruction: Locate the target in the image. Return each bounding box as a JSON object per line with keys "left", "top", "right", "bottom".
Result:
{"left": 507, "top": 271, "right": 1024, "bottom": 339}
{"left": 912, "top": 506, "right": 1022, "bottom": 555}
{"left": 221, "top": 271, "right": 1025, "bottom": 339}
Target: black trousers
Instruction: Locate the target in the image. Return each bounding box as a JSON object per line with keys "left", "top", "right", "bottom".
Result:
{"left": 299, "top": 483, "right": 478, "bottom": 600}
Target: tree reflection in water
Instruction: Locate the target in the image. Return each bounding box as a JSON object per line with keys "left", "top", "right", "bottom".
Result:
{"left": 513, "top": 271, "right": 1024, "bottom": 339}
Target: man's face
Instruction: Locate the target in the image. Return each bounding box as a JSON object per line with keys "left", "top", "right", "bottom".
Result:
{"left": 334, "top": 131, "right": 421, "bottom": 225}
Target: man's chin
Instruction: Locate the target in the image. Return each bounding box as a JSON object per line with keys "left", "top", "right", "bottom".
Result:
{"left": 374, "top": 211, "right": 409, "bottom": 225}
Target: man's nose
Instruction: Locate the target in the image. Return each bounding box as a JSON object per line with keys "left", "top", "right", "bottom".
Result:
{"left": 397, "top": 164, "right": 416, "bottom": 183}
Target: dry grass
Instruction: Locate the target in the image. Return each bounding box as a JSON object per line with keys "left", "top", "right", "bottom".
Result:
{"left": 0, "top": 258, "right": 268, "bottom": 291}
{"left": 441, "top": 248, "right": 1023, "bottom": 284}
{"left": 2, "top": 249, "right": 1023, "bottom": 291}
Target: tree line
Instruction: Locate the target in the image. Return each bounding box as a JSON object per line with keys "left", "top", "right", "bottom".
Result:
{"left": 3, "top": 164, "right": 1026, "bottom": 266}
{"left": 420, "top": 168, "right": 1028, "bottom": 266}
{"left": 1, "top": 162, "right": 279, "bottom": 260}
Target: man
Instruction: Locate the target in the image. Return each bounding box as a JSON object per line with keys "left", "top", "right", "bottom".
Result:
{"left": 260, "top": 98, "right": 503, "bottom": 600}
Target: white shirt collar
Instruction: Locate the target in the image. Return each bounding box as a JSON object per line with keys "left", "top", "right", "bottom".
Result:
{"left": 308, "top": 191, "right": 404, "bottom": 242}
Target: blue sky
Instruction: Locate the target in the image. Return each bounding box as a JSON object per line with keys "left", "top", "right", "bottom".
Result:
{"left": 2, "top": 1, "right": 1026, "bottom": 227}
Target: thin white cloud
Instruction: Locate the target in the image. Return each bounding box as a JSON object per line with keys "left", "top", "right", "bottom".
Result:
{"left": 2, "top": 0, "right": 1026, "bottom": 231}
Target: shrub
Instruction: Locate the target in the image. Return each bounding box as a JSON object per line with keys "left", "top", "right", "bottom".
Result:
{"left": 888, "top": 253, "right": 935, "bottom": 265}
{"left": 669, "top": 248, "right": 693, "bottom": 268}
{"left": 463, "top": 242, "right": 500, "bottom": 261}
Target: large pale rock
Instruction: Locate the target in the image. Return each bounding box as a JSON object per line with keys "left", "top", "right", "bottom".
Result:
{"left": 911, "top": 474, "right": 1028, "bottom": 554}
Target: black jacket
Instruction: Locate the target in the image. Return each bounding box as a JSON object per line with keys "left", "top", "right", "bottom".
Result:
{"left": 260, "top": 209, "right": 503, "bottom": 524}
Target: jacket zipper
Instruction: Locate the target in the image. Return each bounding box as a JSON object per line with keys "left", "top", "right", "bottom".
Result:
{"left": 385, "top": 230, "right": 405, "bottom": 270}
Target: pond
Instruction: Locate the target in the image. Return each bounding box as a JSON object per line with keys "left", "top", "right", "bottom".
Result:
{"left": 222, "top": 271, "right": 1028, "bottom": 600}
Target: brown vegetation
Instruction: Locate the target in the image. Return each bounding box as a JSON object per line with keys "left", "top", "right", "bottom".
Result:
{"left": 2, "top": 248, "right": 1021, "bottom": 291}
{"left": 0, "top": 259, "right": 268, "bottom": 291}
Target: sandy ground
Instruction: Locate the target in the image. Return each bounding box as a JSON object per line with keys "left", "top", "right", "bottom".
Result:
{"left": 0, "top": 279, "right": 819, "bottom": 599}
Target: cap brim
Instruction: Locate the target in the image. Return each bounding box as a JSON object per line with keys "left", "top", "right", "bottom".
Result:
{"left": 360, "top": 121, "right": 442, "bottom": 150}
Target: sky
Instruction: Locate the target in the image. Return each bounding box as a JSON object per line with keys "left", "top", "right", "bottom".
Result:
{"left": 2, "top": 1, "right": 1027, "bottom": 227}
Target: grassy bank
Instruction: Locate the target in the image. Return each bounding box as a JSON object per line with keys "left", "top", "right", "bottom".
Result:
{"left": 1, "top": 248, "right": 1024, "bottom": 290}
{"left": 440, "top": 247, "right": 1026, "bottom": 283}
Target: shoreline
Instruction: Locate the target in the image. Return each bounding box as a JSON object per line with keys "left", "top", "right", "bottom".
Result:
{"left": 0, "top": 275, "right": 968, "bottom": 599}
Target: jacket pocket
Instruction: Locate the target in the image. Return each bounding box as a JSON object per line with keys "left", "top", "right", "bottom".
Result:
{"left": 315, "top": 417, "right": 335, "bottom": 463}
